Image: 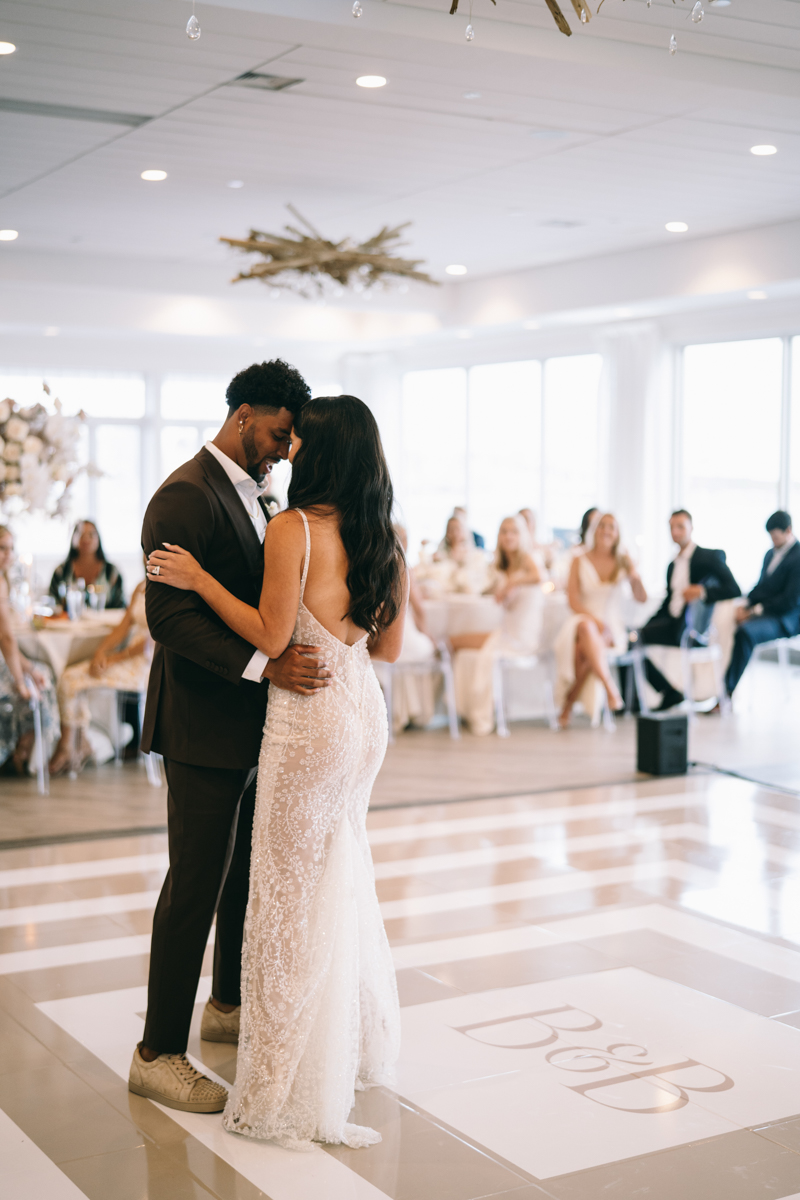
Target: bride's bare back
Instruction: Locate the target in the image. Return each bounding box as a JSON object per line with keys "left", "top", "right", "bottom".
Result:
{"left": 294, "top": 507, "right": 364, "bottom": 647}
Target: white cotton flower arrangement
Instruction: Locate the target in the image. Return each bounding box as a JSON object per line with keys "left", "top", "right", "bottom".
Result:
{"left": 0, "top": 383, "right": 86, "bottom": 516}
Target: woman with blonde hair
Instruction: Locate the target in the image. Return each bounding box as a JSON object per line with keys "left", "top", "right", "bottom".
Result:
{"left": 452, "top": 515, "right": 543, "bottom": 735}
{"left": 554, "top": 512, "right": 647, "bottom": 728}
{"left": 0, "top": 526, "right": 59, "bottom": 772}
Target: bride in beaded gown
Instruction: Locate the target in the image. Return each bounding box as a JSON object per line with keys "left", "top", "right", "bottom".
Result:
{"left": 146, "top": 395, "right": 406, "bottom": 1149}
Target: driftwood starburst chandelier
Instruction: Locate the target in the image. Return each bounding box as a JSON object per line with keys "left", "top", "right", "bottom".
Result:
{"left": 220, "top": 206, "right": 437, "bottom": 299}
{"left": 447, "top": 0, "right": 706, "bottom": 41}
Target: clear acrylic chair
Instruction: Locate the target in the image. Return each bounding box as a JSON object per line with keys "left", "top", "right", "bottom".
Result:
{"left": 493, "top": 652, "right": 558, "bottom": 738}
{"left": 115, "top": 689, "right": 163, "bottom": 786}
{"left": 23, "top": 673, "right": 49, "bottom": 795}
{"left": 679, "top": 600, "right": 730, "bottom": 720}
{"left": 376, "top": 641, "right": 460, "bottom": 744}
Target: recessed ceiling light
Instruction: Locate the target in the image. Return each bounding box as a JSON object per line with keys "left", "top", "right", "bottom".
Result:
{"left": 455, "top": 330, "right": 473, "bottom": 339}
{"left": 750, "top": 144, "right": 777, "bottom": 156}
{"left": 747, "top": 290, "right": 767, "bottom": 300}
{"left": 665, "top": 221, "right": 689, "bottom": 233}
{"left": 44, "top": 326, "right": 60, "bottom": 337}
{"left": 141, "top": 169, "right": 167, "bottom": 181}
{"left": 445, "top": 264, "right": 468, "bottom": 275}
{"left": 463, "top": 91, "right": 481, "bottom": 99}
{"left": 709, "top": 0, "right": 731, "bottom": 6}
{"left": 523, "top": 319, "right": 541, "bottom": 330}
{"left": 356, "top": 75, "right": 387, "bottom": 88}
{"left": 227, "top": 179, "right": 244, "bottom": 188}
{"left": 0, "top": 42, "right": 16, "bottom": 55}
{"left": 0, "top": 229, "right": 18, "bottom": 241}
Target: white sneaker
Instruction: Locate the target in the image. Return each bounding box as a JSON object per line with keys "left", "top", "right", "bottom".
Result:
{"left": 128, "top": 1045, "right": 227, "bottom": 1112}
{"left": 200, "top": 998, "right": 240, "bottom": 1044}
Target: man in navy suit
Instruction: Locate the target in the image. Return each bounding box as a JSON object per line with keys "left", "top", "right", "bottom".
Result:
{"left": 725, "top": 510, "right": 800, "bottom": 696}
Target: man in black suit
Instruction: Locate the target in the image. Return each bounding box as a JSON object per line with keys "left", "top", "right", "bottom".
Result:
{"left": 725, "top": 510, "right": 800, "bottom": 696}
{"left": 129, "top": 360, "right": 332, "bottom": 1113}
{"left": 636, "top": 509, "right": 740, "bottom": 710}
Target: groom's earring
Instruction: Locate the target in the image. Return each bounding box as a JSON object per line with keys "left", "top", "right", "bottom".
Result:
{"left": 239, "top": 422, "right": 244, "bottom": 434}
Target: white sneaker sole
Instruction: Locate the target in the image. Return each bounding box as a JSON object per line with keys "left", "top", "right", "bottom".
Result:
{"left": 128, "top": 1079, "right": 227, "bottom": 1113}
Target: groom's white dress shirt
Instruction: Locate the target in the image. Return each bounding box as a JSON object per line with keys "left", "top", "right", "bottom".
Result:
{"left": 204, "top": 440, "right": 269, "bottom": 683}
{"left": 668, "top": 541, "right": 697, "bottom": 618}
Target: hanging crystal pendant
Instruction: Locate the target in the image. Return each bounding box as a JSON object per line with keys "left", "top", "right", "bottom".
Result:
{"left": 669, "top": 32, "right": 677, "bottom": 53}
{"left": 691, "top": 1, "right": 704, "bottom": 20}
{"left": 646, "top": 0, "right": 652, "bottom": 7}
{"left": 186, "top": 13, "right": 201, "bottom": 39}
{"left": 465, "top": 23, "right": 475, "bottom": 40}
{"left": 580, "top": 7, "right": 588, "bottom": 22}
{"left": 352, "top": 1, "right": 363, "bottom": 17}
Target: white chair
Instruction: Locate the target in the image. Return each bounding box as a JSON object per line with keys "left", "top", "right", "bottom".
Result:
{"left": 750, "top": 634, "right": 800, "bottom": 701}
{"left": 115, "top": 689, "right": 163, "bottom": 786}
{"left": 23, "top": 673, "right": 49, "bottom": 796}
{"left": 376, "top": 642, "right": 460, "bottom": 744}
{"left": 493, "top": 652, "right": 558, "bottom": 737}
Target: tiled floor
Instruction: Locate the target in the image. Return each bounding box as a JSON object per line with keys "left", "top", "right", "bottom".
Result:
{"left": 2, "top": 658, "right": 800, "bottom": 1198}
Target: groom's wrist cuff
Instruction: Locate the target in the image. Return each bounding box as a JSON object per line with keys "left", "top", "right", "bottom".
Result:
{"left": 243, "top": 649, "right": 269, "bottom": 682}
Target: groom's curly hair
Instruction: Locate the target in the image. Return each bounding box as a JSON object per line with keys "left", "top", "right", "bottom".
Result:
{"left": 226, "top": 359, "right": 310, "bottom": 418}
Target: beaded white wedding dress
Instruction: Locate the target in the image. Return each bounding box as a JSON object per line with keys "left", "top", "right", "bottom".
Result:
{"left": 223, "top": 511, "right": 400, "bottom": 1149}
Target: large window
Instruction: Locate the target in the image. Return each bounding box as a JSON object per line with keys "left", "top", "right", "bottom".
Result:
{"left": 399, "top": 368, "right": 467, "bottom": 554}
{"left": 682, "top": 339, "right": 783, "bottom": 590}
{"left": 542, "top": 355, "right": 602, "bottom": 535}
{"left": 398, "top": 357, "right": 597, "bottom": 559}
{"left": 468, "top": 361, "right": 542, "bottom": 547}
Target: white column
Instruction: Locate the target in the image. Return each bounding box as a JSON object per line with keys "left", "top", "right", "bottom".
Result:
{"left": 599, "top": 323, "right": 673, "bottom": 591}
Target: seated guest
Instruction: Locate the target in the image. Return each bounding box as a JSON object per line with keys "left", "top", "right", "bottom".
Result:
{"left": 555, "top": 513, "right": 647, "bottom": 727}
{"left": 376, "top": 525, "right": 438, "bottom": 733}
{"left": 49, "top": 577, "right": 152, "bottom": 775}
{"left": 454, "top": 505, "right": 485, "bottom": 550}
{"left": 637, "top": 509, "right": 740, "bottom": 710}
{"left": 0, "top": 525, "right": 59, "bottom": 773}
{"left": 49, "top": 520, "right": 125, "bottom": 610}
{"left": 452, "top": 515, "right": 542, "bottom": 735}
{"left": 434, "top": 513, "right": 488, "bottom": 592}
{"left": 725, "top": 510, "right": 800, "bottom": 697}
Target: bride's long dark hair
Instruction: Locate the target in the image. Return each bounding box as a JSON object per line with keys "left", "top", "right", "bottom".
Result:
{"left": 287, "top": 395, "right": 404, "bottom": 636}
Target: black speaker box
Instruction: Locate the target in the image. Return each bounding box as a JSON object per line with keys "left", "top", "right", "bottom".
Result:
{"left": 637, "top": 713, "right": 688, "bottom": 776}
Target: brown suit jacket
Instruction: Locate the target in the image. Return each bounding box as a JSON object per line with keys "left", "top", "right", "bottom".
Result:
{"left": 140, "top": 447, "right": 269, "bottom": 768}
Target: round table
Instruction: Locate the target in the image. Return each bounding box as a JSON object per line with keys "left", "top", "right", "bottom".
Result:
{"left": 420, "top": 589, "right": 570, "bottom": 650}
{"left": 420, "top": 594, "right": 502, "bottom": 642}
{"left": 16, "top": 610, "right": 125, "bottom": 681}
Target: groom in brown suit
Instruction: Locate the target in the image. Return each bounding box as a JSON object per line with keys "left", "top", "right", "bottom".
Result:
{"left": 129, "top": 360, "right": 332, "bottom": 1112}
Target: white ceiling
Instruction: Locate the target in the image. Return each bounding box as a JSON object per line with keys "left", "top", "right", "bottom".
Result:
{"left": 0, "top": 0, "right": 799, "bottom": 286}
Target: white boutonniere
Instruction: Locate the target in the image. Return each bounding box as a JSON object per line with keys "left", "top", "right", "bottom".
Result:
{"left": 266, "top": 501, "right": 280, "bottom": 519}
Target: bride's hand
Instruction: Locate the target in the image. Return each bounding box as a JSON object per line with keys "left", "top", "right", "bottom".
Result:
{"left": 147, "top": 544, "right": 205, "bottom": 592}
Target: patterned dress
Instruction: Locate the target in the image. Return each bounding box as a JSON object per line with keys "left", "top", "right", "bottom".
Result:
{"left": 223, "top": 510, "right": 400, "bottom": 1149}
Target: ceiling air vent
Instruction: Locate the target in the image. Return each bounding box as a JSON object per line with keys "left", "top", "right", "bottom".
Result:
{"left": 230, "top": 72, "right": 304, "bottom": 92}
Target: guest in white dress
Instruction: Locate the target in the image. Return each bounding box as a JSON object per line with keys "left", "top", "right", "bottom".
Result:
{"left": 554, "top": 513, "right": 647, "bottom": 727}
{"left": 452, "top": 515, "right": 543, "bottom": 736}
{"left": 373, "top": 526, "right": 438, "bottom": 733}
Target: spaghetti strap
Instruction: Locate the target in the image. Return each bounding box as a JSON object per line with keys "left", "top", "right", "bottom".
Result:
{"left": 297, "top": 509, "right": 311, "bottom": 602}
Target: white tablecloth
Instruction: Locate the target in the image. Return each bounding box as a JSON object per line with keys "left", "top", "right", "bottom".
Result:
{"left": 421, "top": 590, "right": 570, "bottom": 651}
{"left": 16, "top": 611, "right": 125, "bottom": 681}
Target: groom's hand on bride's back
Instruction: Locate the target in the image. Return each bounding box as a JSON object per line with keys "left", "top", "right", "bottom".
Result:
{"left": 262, "top": 645, "right": 333, "bottom": 694}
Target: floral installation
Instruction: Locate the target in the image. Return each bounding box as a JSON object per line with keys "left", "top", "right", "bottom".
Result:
{"left": 0, "top": 383, "right": 88, "bottom": 517}
{"left": 221, "top": 205, "right": 437, "bottom": 299}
